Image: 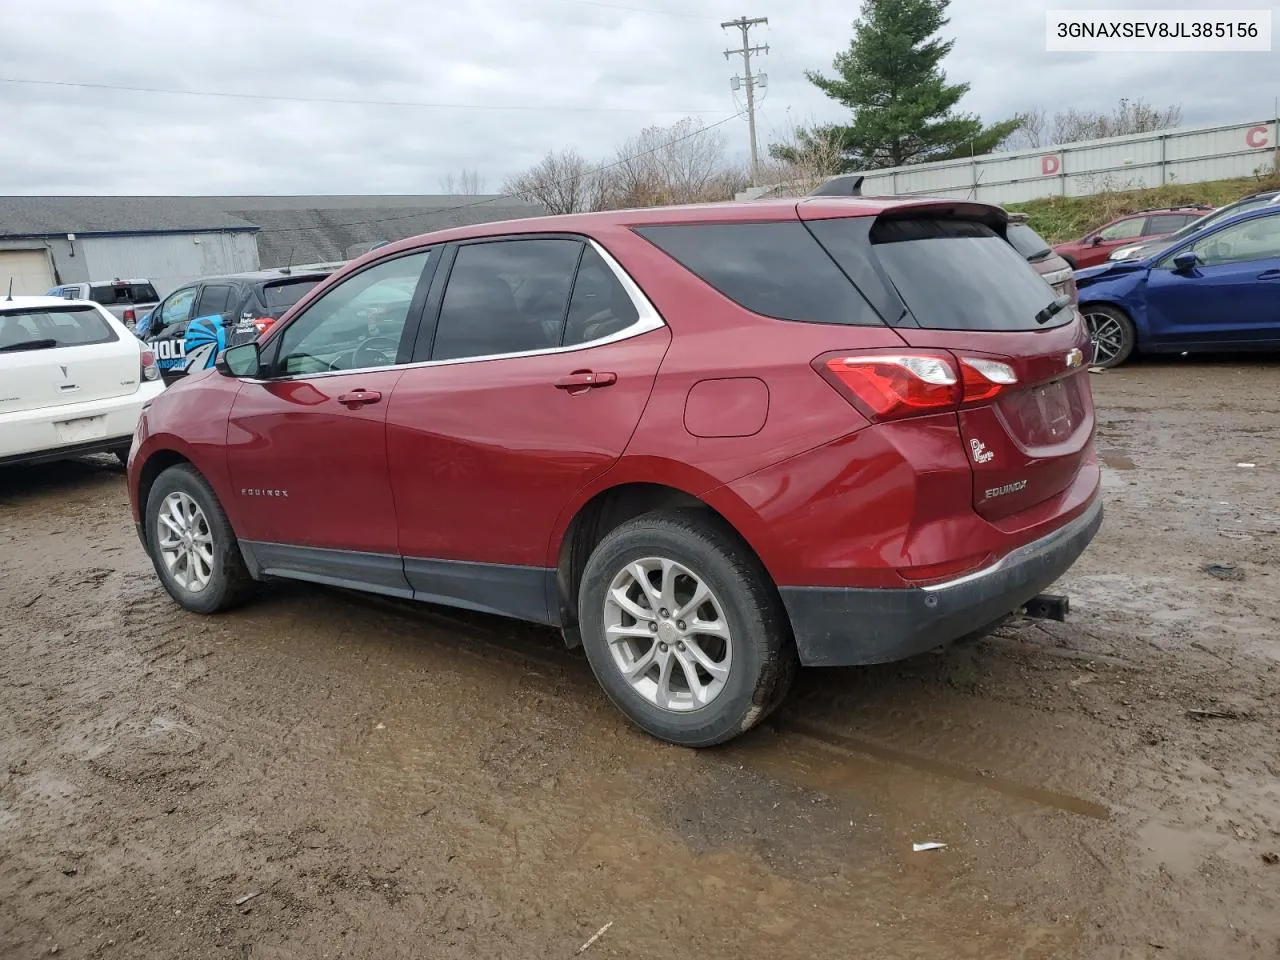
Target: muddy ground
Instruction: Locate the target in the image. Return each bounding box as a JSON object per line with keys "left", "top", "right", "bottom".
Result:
{"left": 2, "top": 358, "right": 1278, "bottom": 960}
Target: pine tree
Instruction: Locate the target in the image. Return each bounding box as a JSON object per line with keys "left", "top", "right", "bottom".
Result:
{"left": 791, "top": 0, "right": 1021, "bottom": 170}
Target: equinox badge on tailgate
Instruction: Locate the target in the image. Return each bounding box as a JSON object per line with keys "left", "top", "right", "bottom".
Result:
{"left": 985, "top": 480, "right": 1028, "bottom": 500}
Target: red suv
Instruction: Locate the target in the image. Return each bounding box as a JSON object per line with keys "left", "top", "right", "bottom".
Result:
{"left": 1052, "top": 206, "right": 1209, "bottom": 269}
{"left": 127, "top": 198, "right": 1102, "bottom": 747}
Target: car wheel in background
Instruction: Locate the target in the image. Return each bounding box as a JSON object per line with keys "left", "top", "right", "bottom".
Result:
{"left": 145, "top": 464, "right": 254, "bottom": 614}
{"left": 577, "top": 510, "right": 796, "bottom": 747}
{"left": 1083, "top": 304, "right": 1136, "bottom": 368}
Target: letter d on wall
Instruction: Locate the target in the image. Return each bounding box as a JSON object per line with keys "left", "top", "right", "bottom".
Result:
{"left": 1041, "top": 155, "right": 1061, "bottom": 175}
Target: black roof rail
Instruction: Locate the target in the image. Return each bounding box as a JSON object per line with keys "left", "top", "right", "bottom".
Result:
{"left": 808, "top": 174, "right": 864, "bottom": 197}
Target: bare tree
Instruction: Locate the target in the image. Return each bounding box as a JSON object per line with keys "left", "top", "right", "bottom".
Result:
{"left": 597, "top": 118, "right": 741, "bottom": 209}
{"left": 502, "top": 149, "right": 599, "bottom": 215}
{"left": 758, "top": 116, "right": 848, "bottom": 195}
{"left": 1006, "top": 99, "right": 1182, "bottom": 150}
{"left": 439, "top": 168, "right": 486, "bottom": 195}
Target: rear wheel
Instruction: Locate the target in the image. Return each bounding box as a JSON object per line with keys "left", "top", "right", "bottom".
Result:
{"left": 1061, "top": 254, "right": 1077, "bottom": 270}
{"left": 1082, "top": 304, "right": 1136, "bottom": 368}
{"left": 145, "top": 464, "right": 254, "bottom": 614}
{"left": 577, "top": 510, "right": 796, "bottom": 747}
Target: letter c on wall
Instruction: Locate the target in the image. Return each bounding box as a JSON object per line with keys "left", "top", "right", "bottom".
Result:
{"left": 1246, "top": 125, "right": 1269, "bottom": 149}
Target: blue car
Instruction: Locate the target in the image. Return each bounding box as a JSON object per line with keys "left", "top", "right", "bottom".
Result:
{"left": 1075, "top": 205, "right": 1280, "bottom": 367}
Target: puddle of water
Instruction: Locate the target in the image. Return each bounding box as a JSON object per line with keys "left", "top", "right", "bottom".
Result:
{"left": 1099, "top": 448, "right": 1136, "bottom": 471}
{"left": 756, "top": 720, "right": 1112, "bottom": 821}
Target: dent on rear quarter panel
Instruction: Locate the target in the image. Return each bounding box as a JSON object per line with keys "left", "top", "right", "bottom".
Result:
{"left": 134, "top": 373, "right": 243, "bottom": 526}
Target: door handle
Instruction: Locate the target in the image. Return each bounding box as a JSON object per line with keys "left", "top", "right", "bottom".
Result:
{"left": 554, "top": 370, "right": 617, "bottom": 390}
{"left": 337, "top": 389, "right": 383, "bottom": 407}
{"left": 1257, "top": 269, "right": 1280, "bottom": 280}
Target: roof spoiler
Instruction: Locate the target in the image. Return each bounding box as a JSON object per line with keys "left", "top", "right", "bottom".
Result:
{"left": 808, "top": 174, "right": 864, "bottom": 197}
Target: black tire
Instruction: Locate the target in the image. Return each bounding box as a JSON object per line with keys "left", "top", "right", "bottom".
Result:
{"left": 112, "top": 446, "right": 130, "bottom": 466}
{"left": 1081, "top": 303, "right": 1136, "bottom": 368}
{"left": 1061, "top": 254, "right": 1077, "bottom": 270}
{"left": 144, "top": 464, "right": 255, "bottom": 614}
{"left": 577, "top": 509, "right": 797, "bottom": 747}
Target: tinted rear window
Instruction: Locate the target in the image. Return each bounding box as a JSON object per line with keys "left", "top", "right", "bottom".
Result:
{"left": 88, "top": 283, "right": 158, "bottom": 305}
{"left": 635, "top": 222, "right": 883, "bottom": 326}
{"left": 0, "top": 307, "right": 117, "bottom": 351}
{"left": 1006, "top": 223, "right": 1052, "bottom": 261}
{"left": 863, "top": 218, "right": 1071, "bottom": 331}
{"left": 261, "top": 278, "right": 324, "bottom": 308}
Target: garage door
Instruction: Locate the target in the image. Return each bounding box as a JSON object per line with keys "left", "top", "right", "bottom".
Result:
{"left": 0, "top": 249, "right": 55, "bottom": 295}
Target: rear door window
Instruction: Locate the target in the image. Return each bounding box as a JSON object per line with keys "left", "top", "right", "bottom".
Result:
{"left": 635, "top": 222, "right": 882, "bottom": 326}
{"left": 430, "top": 239, "right": 583, "bottom": 361}
{"left": 154, "top": 286, "right": 197, "bottom": 331}
{"left": 563, "top": 246, "right": 639, "bottom": 346}
{"left": 0, "top": 306, "right": 117, "bottom": 351}
{"left": 854, "top": 217, "right": 1071, "bottom": 331}
{"left": 1146, "top": 214, "right": 1194, "bottom": 235}
{"left": 194, "top": 283, "right": 235, "bottom": 318}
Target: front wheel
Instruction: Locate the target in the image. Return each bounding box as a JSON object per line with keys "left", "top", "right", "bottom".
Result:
{"left": 145, "top": 464, "right": 254, "bottom": 614}
{"left": 577, "top": 510, "right": 796, "bottom": 747}
{"left": 1082, "top": 304, "right": 1136, "bottom": 368}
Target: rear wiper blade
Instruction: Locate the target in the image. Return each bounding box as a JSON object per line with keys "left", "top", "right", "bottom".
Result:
{"left": 1034, "top": 295, "right": 1072, "bottom": 325}
{"left": 0, "top": 339, "right": 58, "bottom": 353}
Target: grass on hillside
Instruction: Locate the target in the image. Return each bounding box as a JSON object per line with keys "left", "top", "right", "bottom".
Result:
{"left": 1006, "top": 170, "right": 1280, "bottom": 243}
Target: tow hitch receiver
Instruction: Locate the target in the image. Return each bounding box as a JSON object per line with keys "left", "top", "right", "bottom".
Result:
{"left": 1023, "top": 593, "right": 1069, "bottom": 622}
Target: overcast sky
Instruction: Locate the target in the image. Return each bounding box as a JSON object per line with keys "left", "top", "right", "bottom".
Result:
{"left": 0, "top": 0, "right": 1276, "bottom": 195}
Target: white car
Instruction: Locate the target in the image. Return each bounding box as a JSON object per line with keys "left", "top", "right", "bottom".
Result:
{"left": 0, "top": 296, "right": 164, "bottom": 467}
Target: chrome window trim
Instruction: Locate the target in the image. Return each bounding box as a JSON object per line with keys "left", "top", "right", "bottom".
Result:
{"left": 248, "top": 238, "right": 665, "bottom": 383}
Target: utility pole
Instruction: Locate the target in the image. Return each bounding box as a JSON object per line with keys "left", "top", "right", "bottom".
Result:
{"left": 722, "top": 15, "right": 768, "bottom": 184}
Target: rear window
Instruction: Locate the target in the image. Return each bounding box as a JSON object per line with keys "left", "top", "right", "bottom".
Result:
{"left": 860, "top": 218, "right": 1071, "bottom": 332}
{"left": 88, "top": 282, "right": 158, "bottom": 305}
{"left": 0, "top": 306, "right": 117, "bottom": 351}
{"left": 1005, "top": 223, "right": 1053, "bottom": 261}
{"left": 634, "top": 222, "right": 883, "bottom": 326}
{"left": 260, "top": 278, "right": 324, "bottom": 309}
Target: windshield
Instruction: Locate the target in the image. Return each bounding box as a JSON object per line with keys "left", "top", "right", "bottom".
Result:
{"left": 1006, "top": 223, "right": 1053, "bottom": 261}
{"left": 860, "top": 218, "right": 1074, "bottom": 331}
{"left": 0, "top": 306, "right": 117, "bottom": 351}
{"left": 261, "top": 278, "right": 325, "bottom": 309}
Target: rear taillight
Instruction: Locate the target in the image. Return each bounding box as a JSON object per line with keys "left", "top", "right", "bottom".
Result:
{"left": 253, "top": 317, "right": 275, "bottom": 336}
{"left": 124, "top": 307, "right": 136, "bottom": 324}
{"left": 140, "top": 348, "right": 160, "bottom": 382}
{"left": 815, "top": 351, "right": 1019, "bottom": 421}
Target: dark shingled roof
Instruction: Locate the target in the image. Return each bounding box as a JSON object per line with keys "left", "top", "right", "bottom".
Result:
{"left": 0, "top": 195, "right": 548, "bottom": 266}
{"left": 0, "top": 196, "right": 258, "bottom": 235}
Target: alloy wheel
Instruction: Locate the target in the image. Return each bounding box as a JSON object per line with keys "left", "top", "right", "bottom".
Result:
{"left": 156, "top": 491, "right": 214, "bottom": 593}
{"left": 1084, "top": 309, "right": 1126, "bottom": 367}
{"left": 602, "top": 557, "right": 732, "bottom": 712}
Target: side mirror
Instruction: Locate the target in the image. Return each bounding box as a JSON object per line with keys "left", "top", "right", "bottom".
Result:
{"left": 1172, "top": 251, "right": 1200, "bottom": 272}
{"left": 216, "top": 341, "right": 262, "bottom": 378}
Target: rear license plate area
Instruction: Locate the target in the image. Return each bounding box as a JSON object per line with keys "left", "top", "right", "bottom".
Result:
{"left": 55, "top": 415, "right": 107, "bottom": 444}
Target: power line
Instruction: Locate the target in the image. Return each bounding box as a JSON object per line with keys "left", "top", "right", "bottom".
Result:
{"left": 0, "top": 76, "right": 719, "bottom": 114}
{"left": 254, "top": 109, "right": 747, "bottom": 237}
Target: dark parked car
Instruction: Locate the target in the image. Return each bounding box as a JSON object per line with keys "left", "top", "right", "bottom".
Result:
{"left": 1077, "top": 205, "right": 1280, "bottom": 367}
{"left": 1053, "top": 206, "right": 1210, "bottom": 269}
{"left": 127, "top": 198, "right": 1102, "bottom": 746}
{"left": 1005, "top": 212, "right": 1076, "bottom": 303}
{"left": 137, "top": 269, "right": 333, "bottom": 380}
{"left": 1105, "top": 190, "right": 1280, "bottom": 263}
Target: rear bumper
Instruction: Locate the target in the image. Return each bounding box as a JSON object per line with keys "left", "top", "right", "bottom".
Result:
{"left": 781, "top": 497, "right": 1103, "bottom": 667}
{"left": 0, "top": 381, "right": 164, "bottom": 466}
